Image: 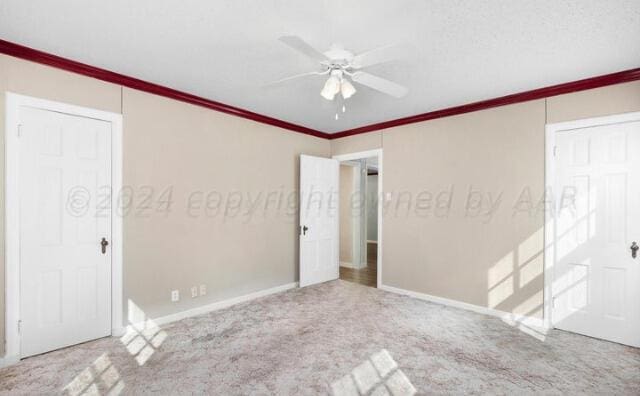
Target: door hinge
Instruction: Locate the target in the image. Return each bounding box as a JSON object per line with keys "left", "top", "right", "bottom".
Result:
{"left": 552, "top": 297, "right": 556, "bottom": 308}
{"left": 18, "top": 319, "right": 22, "bottom": 333}
{"left": 17, "top": 124, "right": 23, "bottom": 138}
{"left": 553, "top": 145, "right": 557, "bottom": 157}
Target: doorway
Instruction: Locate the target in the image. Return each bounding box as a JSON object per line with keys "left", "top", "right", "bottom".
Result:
{"left": 5, "top": 93, "right": 123, "bottom": 360}
{"left": 545, "top": 111, "right": 640, "bottom": 347}
{"left": 334, "top": 150, "right": 382, "bottom": 288}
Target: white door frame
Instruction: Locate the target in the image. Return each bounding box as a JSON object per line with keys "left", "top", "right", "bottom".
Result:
{"left": 4, "top": 92, "right": 124, "bottom": 363}
{"left": 338, "top": 160, "right": 364, "bottom": 269}
{"left": 333, "top": 149, "right": 383, "bottom": 288}
{"left": 543, "top": 111, "right": 640, "bottom": 330}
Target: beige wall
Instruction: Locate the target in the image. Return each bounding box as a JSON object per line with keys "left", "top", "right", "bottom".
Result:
{"left": 330, "top": 131, "right": 382, "bottom": 156}
{"left": 339, "top": 165, "right": 354, "bottom": 264}
{"left": 122, "top": 88, "right": 328, "bottom": 321}
{"left": 383, "top": 101, "right": 546, "bottom": 317}
{"left": 0, "top": 54, "right": 329, "bottom": 356}
{"left": 547, "top": 81, "right": 640, "bottom": 123}
{"left": 329, "top": 81, "right": 640, "bottom": 319}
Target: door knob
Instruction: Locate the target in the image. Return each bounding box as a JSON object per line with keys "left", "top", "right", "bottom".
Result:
{"left": 631, "top": 242, "right": 638, "bottom": 258}
{"left": 301, "top": 225, "right": 308, "bottom": 235}
{"left": 101, "top": 237, "right": 109, "bottom": 254}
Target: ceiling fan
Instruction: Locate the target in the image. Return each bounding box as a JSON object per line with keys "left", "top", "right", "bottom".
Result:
{"left": 267, "top": 36, "right": 408, "bottom": 101}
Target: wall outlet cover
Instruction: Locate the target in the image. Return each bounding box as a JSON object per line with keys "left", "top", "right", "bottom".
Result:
{"left": 171, "top": 290, "right": 180, "bottom": 302}
{"left": 200, "top": 284, "right": 207, "bottom": 296}
{"left": 191, "top": 286, "right": 198, "bottom": 298}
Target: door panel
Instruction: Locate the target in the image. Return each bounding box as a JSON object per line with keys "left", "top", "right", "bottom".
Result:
{"left": 553, "top": 120, "right": 640, "bottom": 347}
{"left": 20, "top": 106, "right": 112, "bottom": 358}
{"left": 299, "top": 155, "right": 339, "bottom": 287}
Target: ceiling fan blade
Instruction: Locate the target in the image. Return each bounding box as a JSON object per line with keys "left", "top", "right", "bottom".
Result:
{"left": 263, "top": 71, "right": 321, "bottom": 87}
{"left": 351, "top": 44, "right": 404, "bottom": 69}
{"left": 351, "top": 72, "right": 408, "bottom": 98}
{"left": 278, "top": 36, "right": 328, "bottom": 62}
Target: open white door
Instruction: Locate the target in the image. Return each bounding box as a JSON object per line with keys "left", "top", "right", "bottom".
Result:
{"left": 299, "top": 155, "right": 339, "bottom": 287}
{"left": 551, "top": 115, "right": 640, "bottom": 347}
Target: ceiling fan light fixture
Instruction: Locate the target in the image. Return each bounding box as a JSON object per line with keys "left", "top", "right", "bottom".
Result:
{"left": 341, "top": 79, "right": 356, "bottom": 99}
{"left": 274, "top": 36, "right": 408, "bottom": 103}
{"left": 320, "top": 90, "right": 335, "bottom": 100}
{"left": 320, "top": 75, "right": 341, "bottom": 100}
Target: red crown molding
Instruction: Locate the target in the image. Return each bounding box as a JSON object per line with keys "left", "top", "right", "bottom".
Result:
{"left": 330, "top": 67, "right": 640, "bottom": 139}
{"left": 0, "top": 39, "right": 330, "bottom": 139}
{"left": 1, "top": 39, "right": 639, "bottom": 141}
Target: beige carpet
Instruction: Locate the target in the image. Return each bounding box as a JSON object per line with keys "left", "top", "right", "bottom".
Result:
{"left": 1, "top": 280, "right": 639, "bottom": 395}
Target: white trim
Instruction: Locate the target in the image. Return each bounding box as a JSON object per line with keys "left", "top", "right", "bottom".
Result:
{"left": 543, "top": 110, "right": 640, "bottom": 331}
{"left": 111, "top": 111, "right": 124, "bottom": 337}
{"left": 339, "top": 261, "right": 368, "bottom": 269}
{"left": 333, "top": 149, "right": 383, "bottom": 288}
{"left": 380, "top": 284, "right": 549, "bottom": 333}
{"left": 339, "top": 160, "right": 365, "bottom": 269}
{"left": 126, "top": 282, "right": 298, "bottom": 330}
{"left": 546, "top": 111, "right": 640, "bottom": 132}
{"left": 351, "top": 164, "right": 364, "bottom": 269}
{"left": 340, "top": 261, "right": 356, "bottom": 268}
{"left": 0, "top": 354, "right": 19, "bottom": 369}
{"left": 333, "top": 149, "right": 382, "bottom": 162}
{"left": 4, "top": 92, "right": 124, "bottom": 359}
{"left": 544, "top": 118, "right": 556, "bottom": 331}
{"left": 359, "top": 162, "right": 368, "bottom": 267}
{"left": 4, "top": 94, "right": 20, "bottom": 362}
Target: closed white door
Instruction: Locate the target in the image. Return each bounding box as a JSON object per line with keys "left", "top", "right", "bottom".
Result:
{"left": 20, "top": 106, "right": 112, "bottom": 357}
{"left": 299, "top": 155, "right": 339, "bottom": 287}
{"left": 552, "top": 117, "right": 640, "bottom": 347}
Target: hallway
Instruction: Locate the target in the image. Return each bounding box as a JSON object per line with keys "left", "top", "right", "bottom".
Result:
{"left": 340, "top": 242, "right": 377, "bottom": 287}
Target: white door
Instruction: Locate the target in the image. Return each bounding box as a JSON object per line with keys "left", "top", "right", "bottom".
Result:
{"left": 299, "top": 155, "right": 339, "bottom": 287}
{"left": 20, "top": 106, "right": 112, "bottom": 357}
{"left": 552, "top": 117, "right": 640, "bottom": 347}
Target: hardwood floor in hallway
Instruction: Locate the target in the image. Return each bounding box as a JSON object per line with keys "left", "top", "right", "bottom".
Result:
{"left": 339, "top": 242, "right": 377, "bottom": 287}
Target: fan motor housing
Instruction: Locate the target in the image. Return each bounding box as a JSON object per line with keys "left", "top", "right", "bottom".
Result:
{"left": 323, "top": 45, "right": 354, "bottom": 68}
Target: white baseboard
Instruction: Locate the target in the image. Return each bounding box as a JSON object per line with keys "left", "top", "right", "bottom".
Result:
{"left": 380, "top": 284, "right": 549, "bottom": 334}
{"left": 0, "top": 354, "right": 19, "bottom": 369}
{"left": 111, "top": 327, "right": 126, "bottom": 337}
{"left": 340, "top": 261, "right": 367, "bottom": 269}
{"left": 125, "top": 282, "right": 299, "bottom": 331}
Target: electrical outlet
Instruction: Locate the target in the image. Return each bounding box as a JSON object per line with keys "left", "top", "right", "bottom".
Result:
{"left": 199, "top": 284, "right": 207, "bottom": 296}
{"left": 191, "top": 286, "right": 198, "bottom": 298}
{"left": 171, "top": 290, "right": 180, "bottom": 302}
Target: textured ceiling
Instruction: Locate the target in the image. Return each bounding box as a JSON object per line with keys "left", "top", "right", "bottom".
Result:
{"left": 1, "top": 0, "right": 639, "bottom": 133}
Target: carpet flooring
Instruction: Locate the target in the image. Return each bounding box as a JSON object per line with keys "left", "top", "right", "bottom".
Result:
{"left": 1, "top": 280, "right": 639, "bottom": 395}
